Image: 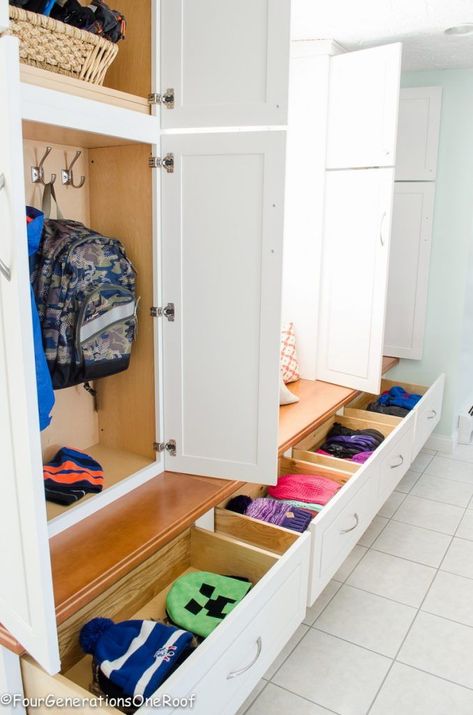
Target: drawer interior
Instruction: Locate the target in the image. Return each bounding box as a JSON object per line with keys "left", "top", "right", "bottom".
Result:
{"left": 293, "top": 413, "right": 397, "bottom": 468}
{"left": 347, "top": 379, "right": 429, "bottom": 413}
{"left": 53, "top": 527, "right": 280, "bottom": 693}
{"left": 217, "top": 454, "right": 357, "bottom": 541}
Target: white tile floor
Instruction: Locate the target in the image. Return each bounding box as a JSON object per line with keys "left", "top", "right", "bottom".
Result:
{"left": 237, "top": 449, "right": 473, "bottom": 715}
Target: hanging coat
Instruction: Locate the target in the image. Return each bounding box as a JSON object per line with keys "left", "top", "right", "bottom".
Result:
{"left": 26, "top": 206, "right": 55, "bottom": 430}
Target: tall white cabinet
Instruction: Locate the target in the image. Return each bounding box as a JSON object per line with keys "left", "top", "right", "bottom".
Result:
{"left": 384, "top": 86, "right": 442, "bottom": 359}
{"left": 283, "top": 41, "right": 402, "bottom": 393}
{"left": 0, "top": 0, "right": 292, "bottom": 678}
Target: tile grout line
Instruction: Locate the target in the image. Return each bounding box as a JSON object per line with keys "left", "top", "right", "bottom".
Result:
{"left": 365, "top": 461, "right": 469, "bottom": 714}
{"left": 263, "top": 681, "right": 343, "bottom": 715}
{"left": 243, "top": 452, "right": 473, "bottom": 714}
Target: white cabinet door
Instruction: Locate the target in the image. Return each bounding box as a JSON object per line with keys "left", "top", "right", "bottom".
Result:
{"left": 384, "top": 182, "right": 435, "bottom": 359}
{"left": 0, "top": 37, "right": 59, "bottom": 674}
{"left": 326, "top": 43, "right": 402, "bottom": 169}
{"left": 396, "top": 87, "right": 442, "bottom": 180}
{"left": 161, "top": 132, "right": 285, "bottom": 483}
{"left": 317, "top": 168, "right": 395, "bottom": 393}
{"left": 160, "top": 0, "right": 291, "bottom": 129}
{"left": 0, "top": 0, "right": 7, "bottom": 33}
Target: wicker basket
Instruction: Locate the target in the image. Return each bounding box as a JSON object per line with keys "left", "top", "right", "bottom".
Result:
{"left": 9, "top": 6, "right": 119, "bottom": 85}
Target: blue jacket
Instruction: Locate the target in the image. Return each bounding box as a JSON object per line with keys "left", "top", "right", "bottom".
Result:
{"left": 26, "top": 207, "right": 55, "bottom": 430}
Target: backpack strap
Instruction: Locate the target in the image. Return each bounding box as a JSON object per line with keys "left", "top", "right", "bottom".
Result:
{"left": 42, "top": 182, "right": 64, "bottom": 220}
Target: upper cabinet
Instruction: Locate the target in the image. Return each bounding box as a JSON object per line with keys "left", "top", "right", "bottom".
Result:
{"left": 317, "top": 168, "right": 395, "bottom": 393}
{"left": 0, "top": 36, "right": 59, "bottom": 675}
{"left": 326, "top": 43, "right": 402, "bottom": 169}
{"left": 160, "top": 0, "right": 291, "bottom": 129}
{"left": 395, "top": 87, "right": 442, "bottom": 180}
{"left": 161, "top": 131, "right": 285, "bottom": 483}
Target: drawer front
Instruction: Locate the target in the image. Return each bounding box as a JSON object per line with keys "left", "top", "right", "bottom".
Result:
{"left": 21, "top": 534, "right": 310, "bottom": 715}
{"left": 308, "top": 463, "right": 378, "bottom": 604}
{"left": 155, "top": 534, "right": 310, "bottom": 715}
{"left": 412, "top": 374, "right": 445, "bottom": 458}
{"left": 319, "top": 477, "right": 376, "bottom": 580}
{"left": 378, "top": 415, "right": 414, "bottom": 507}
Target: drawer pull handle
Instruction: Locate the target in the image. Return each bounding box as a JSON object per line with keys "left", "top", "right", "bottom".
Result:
{"left": 0, "top": 256, "right": 11, "bottom": 281}
{"left": 0, "top": 173, "right": 11, "bottom": 281}
{"left": 427, "top": 409, "right": 437, "bottom": 420}
{"left": 226, "top": 637, "right": 262, "bottom": 679}
{"left": 340, "top": 513, "right": 359, "bottom": 534}
{"left": 390, "top": 455, "right": 404, "bottom": 469}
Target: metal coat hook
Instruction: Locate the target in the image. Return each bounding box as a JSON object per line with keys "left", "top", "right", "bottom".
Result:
{"left": 62, "top": 151, "right": 86, "bottom": 189}
{"left": 31, "top": 146, "right": 57, "bottom": 185}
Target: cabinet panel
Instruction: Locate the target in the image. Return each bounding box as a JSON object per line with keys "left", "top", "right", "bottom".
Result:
{"left": 326, "top": 43, "right": 402, "bottom": 169}
{"left": 317, "top": 168, "right": 395, "bottom": 393}
{"left": 161, "top": 131, "right": 285, "bottom": 483}
{"left": 395, "top": 87, "right": 442, "bottom": 180}
{"left": 384, "top": 182, "right": 435, "bottom": 359}
{"left": 160, "top": 0, "right": 291, "bottom": 129}
{"left": 0, "top": 37, "right": 59, "bottom": 674}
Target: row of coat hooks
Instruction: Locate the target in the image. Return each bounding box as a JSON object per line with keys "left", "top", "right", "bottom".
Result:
{"left": 31, "top": 146, "right": 86, "bottom": 189}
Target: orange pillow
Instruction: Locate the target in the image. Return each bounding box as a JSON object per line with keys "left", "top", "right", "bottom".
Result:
{"left": 281, "top": 322, "right": 300, "bottom": 384}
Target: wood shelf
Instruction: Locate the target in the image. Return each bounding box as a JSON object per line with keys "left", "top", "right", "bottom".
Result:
{"left": 278, "top": 356, "right": 399, "bottom": 455}
{"left": 20, "top": 65, "right": 150, "bottom": 115}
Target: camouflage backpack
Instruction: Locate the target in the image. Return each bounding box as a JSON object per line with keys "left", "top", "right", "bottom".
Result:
{"left": 33, "top": 215, "right": 137, "bottom": 390}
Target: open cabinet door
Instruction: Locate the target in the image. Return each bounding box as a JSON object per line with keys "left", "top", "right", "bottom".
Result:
{"left": 160, "top": 0, "right": 291, "bottom": 129}
{"left": 161, "top": 132, "right": 285, "bottom": 483}
{"left": 317, "top": 168, "right": 395, "bottom": 393}
{"left": 0, "top": 37, "right": 59, "bottom": 674}
{"left": 326, "top": 43, "right": 402, "bottom": 169}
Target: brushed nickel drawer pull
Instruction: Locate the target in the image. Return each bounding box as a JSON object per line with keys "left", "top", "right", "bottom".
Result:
{"left": 227, "top": 637, "right": 262, "bottom": 679}
{"left": 390, "top": 455, "right": 404, "bottom": 469}
{"left": 427, "top": 409, "right": 437, "bottom": 420}
{"left": 340, "top": 513, "right": 359, "bottom": 534}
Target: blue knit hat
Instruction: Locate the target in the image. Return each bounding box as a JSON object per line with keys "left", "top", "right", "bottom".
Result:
{"left": 80, "top": 618, "right": 194, "bottom": 699}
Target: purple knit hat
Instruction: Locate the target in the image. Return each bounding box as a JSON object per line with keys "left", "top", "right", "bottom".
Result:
{"left": 246, "top": 498, "right": 312, "bottom": 532}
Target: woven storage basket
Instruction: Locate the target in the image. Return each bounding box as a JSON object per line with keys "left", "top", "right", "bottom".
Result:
{"left": 9, "top": 6, "right": 118, "bottom": 85}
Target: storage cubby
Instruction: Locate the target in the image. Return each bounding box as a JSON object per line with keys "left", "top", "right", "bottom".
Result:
{"left": 22, "top": 122, "right": 158, "bottom": 524}
{"left": 20, "top": 0, "right": 154, "bottom": 112}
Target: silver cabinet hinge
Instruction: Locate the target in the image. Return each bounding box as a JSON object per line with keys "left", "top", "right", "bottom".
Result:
{"left": 148, "top": 154, "right": 174, "bottom": 173}
{"left": 148, "top": 89, "right": 175, "bottom": 109}
{"left": 153, "top": 439, "right": 176, "bottom": 456}
{"left": 150, "top": 303, "right": 175, "bottom": 321}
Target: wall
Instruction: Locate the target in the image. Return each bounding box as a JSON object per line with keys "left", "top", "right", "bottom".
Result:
{"left": 388, "top": 69, "right": 473, "bottom": 439}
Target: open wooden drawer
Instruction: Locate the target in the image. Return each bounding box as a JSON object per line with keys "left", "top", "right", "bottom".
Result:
{"left": 346, "top": 374, "right": 445, "bottom": 459}
{"left": 21, "top": 527, "right": 310, "bottom": 715}
{"left": 218, "top": 407, "right": 416, "bottom": 606}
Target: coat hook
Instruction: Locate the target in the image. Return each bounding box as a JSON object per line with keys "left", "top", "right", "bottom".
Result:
{"left": 31, "top": 146, "right": 57, "bottom": 185}
{"left": 62, "top": 151, "right": 86, "bottom": 189}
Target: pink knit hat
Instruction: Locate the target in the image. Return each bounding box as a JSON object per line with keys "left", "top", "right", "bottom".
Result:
{"left": 268, "top": 473, "right": 340, "bottom": 506}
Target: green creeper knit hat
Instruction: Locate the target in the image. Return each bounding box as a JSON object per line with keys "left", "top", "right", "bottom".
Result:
{"left": 166, "top": 571, "right": 252, "bottom": 638}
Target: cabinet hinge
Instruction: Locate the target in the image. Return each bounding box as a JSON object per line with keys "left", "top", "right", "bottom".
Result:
{"left": 148, "top": 89, "right": 175, "bottom": 109}
{"left": 148, "top": 154, "right": 174, "bottom": 173}
{"left": 150, "top": 303, "right": 175, "bottom": 321}
{"left": 153, "top": 439, "right": 177, "bottom": 457}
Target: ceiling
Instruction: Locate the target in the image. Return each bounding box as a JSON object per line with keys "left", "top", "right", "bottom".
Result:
{"left": 291, "top": 0, "right": 473, "bottom": 70}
